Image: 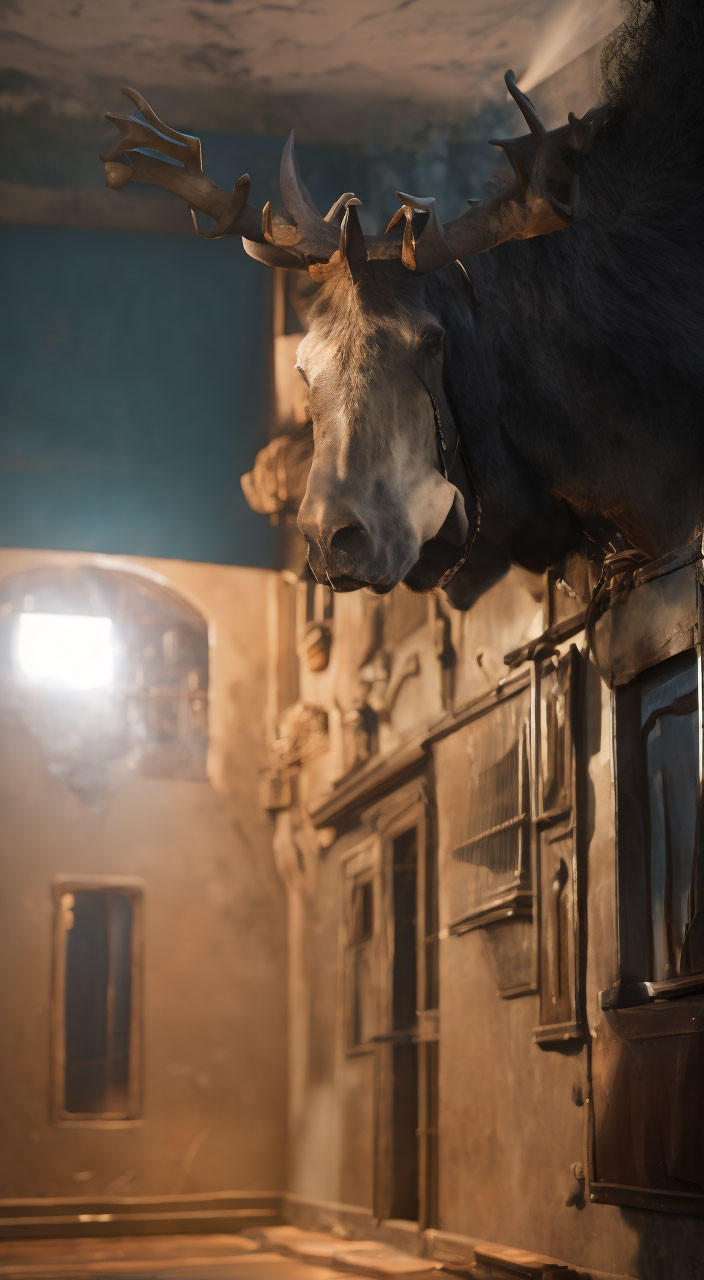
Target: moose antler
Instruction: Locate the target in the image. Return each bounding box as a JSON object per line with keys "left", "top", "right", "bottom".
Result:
{"left": 101, "top": 74, "right": 607, "bottom": 279}
{"left": 385, "top": 71, "right": 607, "bottom": 273}
{"left": 101, "top": 87, "right": 357, "bottom": 270}
{"left": 101, "top": 88, "right": 272, "bottom": 244}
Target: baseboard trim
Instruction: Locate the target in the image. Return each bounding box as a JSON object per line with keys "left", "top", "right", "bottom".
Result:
{"left": 0, "top": 1191, "right": 283, "bottom": 1240}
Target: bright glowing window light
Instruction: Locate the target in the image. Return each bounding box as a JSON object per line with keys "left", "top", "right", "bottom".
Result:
{"left": 15, "top": 614, "right": 114, "bottom": 690}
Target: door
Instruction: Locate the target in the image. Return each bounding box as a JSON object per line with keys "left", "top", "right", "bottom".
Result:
{"left": 374, "top": 802, "right": 439, "bottom": 1227}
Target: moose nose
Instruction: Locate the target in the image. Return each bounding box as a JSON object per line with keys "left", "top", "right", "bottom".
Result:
{"left": 297, "top": 497, "right": 371, "bottom": 558}
{"left": 297, "top": 502, "right": 375, "bottom": 589}
{"left": 329, "top": 523, "right": 369, "bottom": 557}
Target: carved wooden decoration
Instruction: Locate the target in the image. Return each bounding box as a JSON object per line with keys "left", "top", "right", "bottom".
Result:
{"left": 241, "top": 426, "right": 313, "bottom": 518}
{"left": 534, "top": 647, "right": 585, "bottom": 1046}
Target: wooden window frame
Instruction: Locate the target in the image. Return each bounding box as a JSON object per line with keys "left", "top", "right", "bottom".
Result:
{"left": 51, "top": 875, "right": 144, "bottom": 1126}
{"left": 439, "top": 649, "right": 585, "bottom": 1025}
{"left": 590, "top": 545, "right": 704, "bottom": 1215}
{"left": 605, "top": 552, "right": 704, "bottom": 1008}
{"left": 447, "top": 671, "right": 534, "bottom": 937}
{"left": 342, "top": 868, "right": 378, "bottom": 1055}
{"left": 340, "top": 840, "right": 379, "bottom": 1058}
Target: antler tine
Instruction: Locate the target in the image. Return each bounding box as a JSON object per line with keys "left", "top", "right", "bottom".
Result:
{"left": 101, "top": 86, "right": 204, "bottom": 178}
{"left": 385, "top": 193, "right": 451, "bottom": 272}
{"left": 262, "top": 199, "right": 302, "bottom": 248}
{"left": 279, "top": 132, "right": 340, "bottom": 261}
{"left": 242, "top": 237, "right": 313, "bottom": 269}
{"left": 102, "top": 111, "right": 199, "bottom": 173}
{"left": 489, "top": 71, "right": 550, "bottom": 196}
{"left": 120, "top": 87, "right": 204, "bottom": 157}
{"left": 307, "top": 198, "right": 367, "bottom": 283}
{"left": 325, "top": 192, "right": 355, "bottom": 225}
{"left": 339, "top": 198, "right": 368, "bottom": 281}
{"left": 504, "top": 70, "right": 546, "bottom": 139}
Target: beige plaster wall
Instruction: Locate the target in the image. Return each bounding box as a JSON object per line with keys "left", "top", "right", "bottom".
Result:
{"left": 281, "top": 564, "right": 704, "bottom": 1278}
{"left": 0, "top": 549, "right": 287, "bottom": 1200}
{"left": 281, "top": 568, "right": 546, "bottom": 1217}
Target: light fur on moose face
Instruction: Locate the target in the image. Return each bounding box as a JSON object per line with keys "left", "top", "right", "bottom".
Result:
{"left": 295, "top": 270, "right": 468, "bottom": 592}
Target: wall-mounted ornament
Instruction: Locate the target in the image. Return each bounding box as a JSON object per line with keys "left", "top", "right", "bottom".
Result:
{"left": 259, "top": 765, "right": 294, "bottom": 812}
{"left": 533, "top": 647, "right": 586, "bottom": 1047}
{"left": 340, "top": 695, "right": 379, "bottom": 772}
{"left": 303, "top": 623, "right": 332, "bottom": 673}
{"left": 260, "top": 700, "right": 329, "bottom": 811}
{"left": 241, "top": 425, "right": 313, "bottom": 518}
{"left": 276, "top": 700, "right": 329, "bottom": 767}
{"left": 358, "top": 649, "right": 392, "bottom": 713}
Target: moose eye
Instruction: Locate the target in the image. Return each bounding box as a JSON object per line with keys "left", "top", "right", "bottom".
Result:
{"left": 419, "top": 325, "right": 444, "bottom": 355}
{"left": 294, "top": 362, "right": 309, "bottom": 386}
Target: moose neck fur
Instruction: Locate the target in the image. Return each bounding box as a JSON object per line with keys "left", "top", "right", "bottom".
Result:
{"left": 424, "top": 0, "right": 704, "bottom": 601}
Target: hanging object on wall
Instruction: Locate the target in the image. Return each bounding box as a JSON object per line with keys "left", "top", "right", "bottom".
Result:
{"left": 303, "top": 622, "right": 332, "bottom": 673}
{"left": 241, "top": 425, "right": 314, "bottom": 519}
{"left": 534, "top": 646, "right": 585, "bottom": 1046}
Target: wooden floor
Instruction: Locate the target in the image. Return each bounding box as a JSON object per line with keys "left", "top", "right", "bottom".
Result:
{"left": 0, "top": 1237, "right": 374, "bottom": 1280}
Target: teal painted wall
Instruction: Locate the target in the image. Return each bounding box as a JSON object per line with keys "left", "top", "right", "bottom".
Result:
{"left": 0, "top": 224, "right": 279, "bottom": 566}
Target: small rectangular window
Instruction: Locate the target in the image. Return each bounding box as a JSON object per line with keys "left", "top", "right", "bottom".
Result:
{"left": 53, "top": 881, "right": 142, "bottom": 1121}
{"left": 350, "top": 879, "right": 373, "bottom": 946}
{"left": 344, "top": 876, "right": 376, "bottom": 1050}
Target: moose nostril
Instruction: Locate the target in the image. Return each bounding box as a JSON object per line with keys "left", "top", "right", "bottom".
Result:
{"left": 329, "top": 524, "right": 369, "bottom": 556}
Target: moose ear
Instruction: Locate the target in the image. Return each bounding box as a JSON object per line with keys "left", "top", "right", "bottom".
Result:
{"left": 419, "top": 324, "right": 444, "bottom": 357}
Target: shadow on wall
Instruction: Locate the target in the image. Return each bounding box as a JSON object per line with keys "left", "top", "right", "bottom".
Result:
{"left": 624, "top": 1210, "right": 704, "bottom": 1280}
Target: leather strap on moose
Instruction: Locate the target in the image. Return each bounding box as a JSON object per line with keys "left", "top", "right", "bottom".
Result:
{"left": 413, "top": 367, "right": 482, "bottom": 588}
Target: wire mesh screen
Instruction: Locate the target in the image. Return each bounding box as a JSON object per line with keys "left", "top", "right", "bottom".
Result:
{"left": 450, "top": 686, "right": 531, "bottom": 924}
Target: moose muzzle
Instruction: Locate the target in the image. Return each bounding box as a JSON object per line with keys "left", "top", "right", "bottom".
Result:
{"left": 298, "top": 500, "right": 394, "bottom": 592}
{"left": 298, "top": 467, "right": 468, "bottom": 594}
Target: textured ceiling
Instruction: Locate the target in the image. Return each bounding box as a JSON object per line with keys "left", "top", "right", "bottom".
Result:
{"left": 2, "top": 0, "right": 622, "bottom": 142}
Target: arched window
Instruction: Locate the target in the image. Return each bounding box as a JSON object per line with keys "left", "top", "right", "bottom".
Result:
{"left": 0, "top": 566, "right": 209, "bottom": 799}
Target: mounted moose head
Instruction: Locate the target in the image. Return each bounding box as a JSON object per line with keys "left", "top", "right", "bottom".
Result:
{"left": 101, "top": 2, "right": 704, "bottom": 605}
